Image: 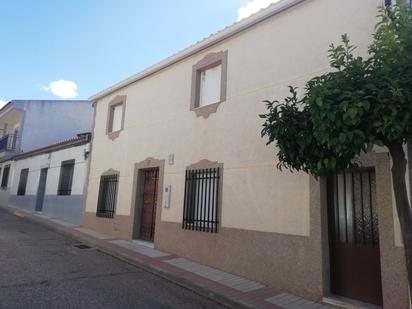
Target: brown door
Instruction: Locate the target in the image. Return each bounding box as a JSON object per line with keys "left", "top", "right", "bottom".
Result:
{"left": 139, "top": 168, "right": 159, "bottom": 242}
{"left": 327, "top": 169, "right": 383, "bottom": 306}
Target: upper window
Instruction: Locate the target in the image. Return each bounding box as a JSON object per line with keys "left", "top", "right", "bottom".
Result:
{"left": 182, "top": 160, "right": 223, "bottom": 233}
{"left": 106, "top": 95, "right": 126, "bottom": 139}
{"left": 110, "top": 103, "right": 123, "bottom": 132}
{"left": 199, "top": 64, "right": 222, "bottom": 107}
{"left": 190, "top": 51, "right": 228, "bottom": 118}
{"left": 17, "top": 169, "right": 29, "bottom": 196}
{"left": 96, "top": 173, "right": 119, "bottom": 218}
{"left": 57, "top": 160, "right": 75, "bottom": 196}
{"left": 1, "top": 165, "right": 10, "bottom": 189}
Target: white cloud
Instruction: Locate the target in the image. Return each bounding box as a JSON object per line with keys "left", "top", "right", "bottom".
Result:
{"left": 43, "top": 80, "right": 78, "bottom": 99}
{"left": 0, "top": 99, "right": 8, "bottom": 109}
{"left": 237, "top": 0, "right": 280, "bottom": 21}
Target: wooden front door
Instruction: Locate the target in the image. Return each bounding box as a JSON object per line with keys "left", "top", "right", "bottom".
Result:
{"left": 139, "top": 168, "right": 159, "bottom": 242}
{"left": 327, "top": 169, "right": 383, "bottom": 306}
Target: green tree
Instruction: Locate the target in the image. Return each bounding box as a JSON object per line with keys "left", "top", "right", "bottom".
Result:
{"left": 260, "top": 1, "right": 412, "bottom": 297}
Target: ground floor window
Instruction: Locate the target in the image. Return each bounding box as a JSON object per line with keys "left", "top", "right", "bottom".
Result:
{"left": 57, "top": 159, "right": 75, "bottom": 196}
{"left": 17, "top": 168, "right": 29, "bottom": 196}
{"left": 96, "top": 174, "right": 118, "bottom": 218}
{"left": 1, "top": 165, "right": 10, "bottom": 189}
{"left": 182, "top": 166, "right": 220, "bottom": 233}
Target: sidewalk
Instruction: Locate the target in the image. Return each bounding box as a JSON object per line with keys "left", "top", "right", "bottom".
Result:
{"left": 1, "top": 205, "right": 336, "bottom": 309}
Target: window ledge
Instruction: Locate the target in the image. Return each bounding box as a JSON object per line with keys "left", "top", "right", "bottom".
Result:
{"left": 107, "top": 130, "right": 122, "bottom": 141}
{"left": 191, "top": 101, "right": 222, "bottom": 119}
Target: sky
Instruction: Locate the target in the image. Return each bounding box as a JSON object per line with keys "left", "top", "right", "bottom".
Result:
{"left": 0, "top": 0, "right": 280, "bottom": 107}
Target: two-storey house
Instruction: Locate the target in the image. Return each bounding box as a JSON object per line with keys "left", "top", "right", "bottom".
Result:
{"left": 83, "top": 0, "right": 411, "bottom": 307}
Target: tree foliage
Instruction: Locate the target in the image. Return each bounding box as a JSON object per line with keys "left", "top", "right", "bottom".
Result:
{"left": 260, "top": 3, "right": 412, "bottom": 177}
{"left": 260, "top": 1, "right": 412, "bottom": 300}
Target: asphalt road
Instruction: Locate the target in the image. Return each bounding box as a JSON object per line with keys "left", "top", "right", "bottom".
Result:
{"left": 0, "top": 209, "right": 226, "bottom": 309}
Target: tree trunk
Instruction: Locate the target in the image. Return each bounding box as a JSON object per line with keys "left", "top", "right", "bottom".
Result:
{"left": 388, "top": 142, "right": 412, "bottom": 303}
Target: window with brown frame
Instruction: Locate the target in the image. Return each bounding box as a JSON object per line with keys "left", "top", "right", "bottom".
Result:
{"left": 190, "top": 51, "right": 228, "bottom": 118}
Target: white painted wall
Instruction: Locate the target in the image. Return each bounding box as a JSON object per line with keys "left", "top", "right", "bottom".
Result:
{"left": 10, "top": 143, "right": 89, "bottom": 197}
{"left": 0, "top": 160, "right": 14, "bottom": 205}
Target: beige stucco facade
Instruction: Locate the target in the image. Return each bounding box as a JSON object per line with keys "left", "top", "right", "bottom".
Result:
{"left": 84, "top": 0, "right": 409, "bottom": 307}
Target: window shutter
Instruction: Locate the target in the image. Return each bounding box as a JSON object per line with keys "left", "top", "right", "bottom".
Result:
{"left": 111, "top": 104, "right": 123, "bottom": 132}
{"left": 199, "top": 65, "right": 222, "bottom": 107}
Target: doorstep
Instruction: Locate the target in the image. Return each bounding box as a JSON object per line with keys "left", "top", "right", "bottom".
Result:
{"left": 0, "top": 204, "right": 338, "bottom": 309}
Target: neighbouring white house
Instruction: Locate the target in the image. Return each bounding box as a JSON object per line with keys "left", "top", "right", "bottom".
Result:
{"left": 0, "top": 100, "right": 93, "bottom": 208}
{"left": 82, "top": 0, "right": 410, "bottom": 308}
{"left": 6, "top": 133, "right": 91, "bottom": 225}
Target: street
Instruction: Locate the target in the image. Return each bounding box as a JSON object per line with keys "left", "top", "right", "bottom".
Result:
{"left": 0, "top": 209, "right": 225, "bottom": 309}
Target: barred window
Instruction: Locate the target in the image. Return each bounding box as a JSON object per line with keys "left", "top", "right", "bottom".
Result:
{"left": 57, "top": 160, "right": 75, "bottom": 196}
{"left": 1, "top": 165, "right": 10, "bottom": 189}
{"left": 96, "top": 174, "right": 118, "bottom": 218}
{"left": 182, "top": 167, "right": 220, "bottom": 233}
{"left": 17, "top": 169, "right": 29, "bottom": 196}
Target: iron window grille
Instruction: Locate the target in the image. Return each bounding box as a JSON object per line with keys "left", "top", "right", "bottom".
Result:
{"left": 1, "top": 165, "right": 10, "bottom": 189}
{"left": 182, "top": 168, "right": 220, "bottom": 233}
{"left": 96, "top": 174, "right": 118, "bottom": 218}
{"left": 17, "top": 169, "right": 29, "bottom": 196}
{"left": 57, "top": 160, "right": 75, "bottom": 196}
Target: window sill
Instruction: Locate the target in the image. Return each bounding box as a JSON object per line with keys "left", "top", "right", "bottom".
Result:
{"left": 96, "top": 212, "right": 115, "bottom": 219}
{"left": 107, "top": 130, "right": 122, "bottom": 141}
{"left": 191, "top": 101, "right": 223, "bottom": 119}
{"left": 183, "top": 222, "right": 218, "bottom": 233}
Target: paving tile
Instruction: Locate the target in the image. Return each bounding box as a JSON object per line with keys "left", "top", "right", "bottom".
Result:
{"left": 230, "top": 281, "right": 263, "bottom": 292}
{"left": 109, "top": 240, "right": 170, "bottom": 258}
{"left": 32, "top": 213, "right": 50, "bottom": 219}
{"left": 266, "top": 293, "right": 330, "bottom": 309}
{"left": 74, "top": 227, "right": 113, "bottom": 240}
{"left": 299, "top": 302, "right": 324, "bottom": 309}
{"left": 266, "top": 293, "right": 301, "bottom": 306}
{"left": 165, "top": 257, "right": 264, "bottom": 292}
{"left": 286, "top": 298, "right": 315, "bottom": 309}
{"left": 50, "top": 219, "right": 76, "bottom": 227}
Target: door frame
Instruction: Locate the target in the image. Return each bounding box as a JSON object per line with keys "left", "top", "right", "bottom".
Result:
{"left": 326, "top": 167, "right": 383, "bottom": 305}
{"left": 130, "top": 157, "right": 165, "bottom": 242}
{"left": 318, "top": 152, "right": 411, "bottom": 308}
